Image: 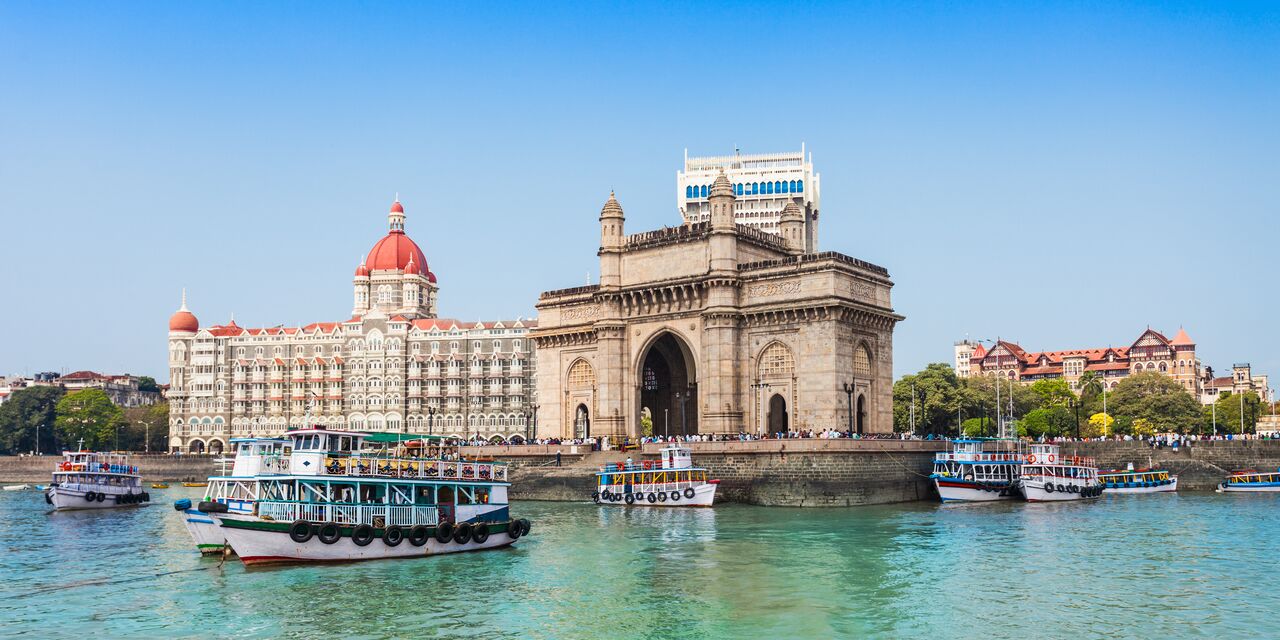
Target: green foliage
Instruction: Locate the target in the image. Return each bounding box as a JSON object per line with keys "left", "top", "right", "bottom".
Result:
{"left": 55, "top": 389, "right": 126, "bottom": 451}
{"left": 1107, "top": 372, "right": 1203, "bottom": 434}
{"left": 123, "top": 402, "right": 170, "bottom": 451}
{"left": 136, "top": 376, "right": 160, "bottom": 393}
{"left": 893, "top": 363, "right": 964, "bottom": 435}
{"left": 1021, "top": 406, "right": 1076, "bottom": 438}
{"left": 0, "top": 385, "right": 65, "bottom": 454}
{"left": 1208, "top": 390, "right": 1262, "bottom": 434}
{"left": 961, "top": 417, "right": 986, "bottom": 437}
{"left": 1030, "top": 379, "right": 1075, "bottom": 408}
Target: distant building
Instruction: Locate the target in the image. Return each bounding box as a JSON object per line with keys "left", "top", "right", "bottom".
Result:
{"left": 0, "top": 372, "right": 161, "bottom": 407}
{"left": 1201, "top": 363, "right": 1272, "bottom": 404}
{"left": 677, "top": 147, "right": 820, "bottom": 252}
{"left": 953, "top": 340, "right": 979, "bottom": 378}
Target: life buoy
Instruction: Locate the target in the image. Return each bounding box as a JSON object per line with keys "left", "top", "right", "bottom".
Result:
{"left": 472, "top": 522, "right": 489, "bottom": 543}
{"left": 318, "top": 522, "right": 341, "bottom": 544}
{"left": 616, "top": 462, "right": 624, "bottom": 471}
{"left": 1048, "top": 454, "right": 1056, "bottom": 463}
{"left": 435, "top": 522, "right": 454, "bottom": 543}
{"left": 382, "top": 526, "right": 404, "bottom": 547}
{"left": 643, "top": 460, "right": 653, "bottom": 470}
{"left": 60, "top": 462, "right": 71, "bottom": 471}
{"left": 1027, "top": 454, "right": 1037, "bottom": 464}
{"left": 289, "top": 520, "right": 313, "bottom": 543}
{"left": 684, "top": 487, "right": 695, "bottom": 499}
{"left": 408, "top": 525, "right": 430, "bottom": 547}
{"left": 351, "top": 524, "right": 375, "bottom": 546}
{"left": 452, "top": 522, "right": 472, "bottom": 545}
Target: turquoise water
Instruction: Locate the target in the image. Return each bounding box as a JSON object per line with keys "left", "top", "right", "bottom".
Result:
{"left": 2, "top": 489, "right": 1277, "bottom": 639}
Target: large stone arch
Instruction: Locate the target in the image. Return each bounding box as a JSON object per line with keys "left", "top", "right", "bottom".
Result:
{"left": 634, "top": 329, "right": 699, "bottom": 437}
{"left": 564, "top": 358, "right": 596, "bottom": 439}
{"left": 754, "top": 340, "right": 796, "bottom": 434}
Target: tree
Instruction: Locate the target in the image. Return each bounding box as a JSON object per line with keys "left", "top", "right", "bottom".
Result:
{"left": 1131, "top": 418, "right": 1156, "bottom": 437}
{"left": 0, "top": 385, "right": 65, "bottom": 454}
{"left": 893, "top": 364, "right": 964, "bottom": 435}
{"left": 1021, "top": 406, "right": 1075, "bottom": 438}
{"left": 1030, "top": 379, "right": 1076, "bottom": 409}
{"left": 1086, "top": 412, "right": 1113, "bottom": 438}
{"left": 123, "top": 402, "right": 169, "bottom": 452}
{"left": 1107, "top": 372, "right": 1202, "bottom": 433}
{"left": 55, "top": 389, "right": 126, "bottom": 451}
{"left": 961, "top": 418, "right": 985, "bottom": 437}
{"left": 136, "top": 376, "right": 160, "bottom": 393}
{"left": 958, "top": 374, "right": 1040, "bottom": 430}
{"left": 1209, "top": 390, "right": 1262, "bottom": 434}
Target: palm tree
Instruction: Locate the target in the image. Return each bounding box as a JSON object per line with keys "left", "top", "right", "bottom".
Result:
{"left": 1077, "top": 371, "right": 1103, "bottom": 399}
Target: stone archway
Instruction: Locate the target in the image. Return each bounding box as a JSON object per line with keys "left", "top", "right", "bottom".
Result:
{"left": 188, "top": 439, "right": 205, "bottom": 454}
{"left": 574, "top": 404, "right": 590, "bottom": 439}
{"left": 856, "top": 394, "right": 867, "bottom": 435}
{"left": 209, "top": 439, "right": 224, "bottom": 455}
{"left": 768, "top": 393, "right": 789, "bottom": 433}
{"left": 638, "top": 332, "right": 698, "bottom": 438}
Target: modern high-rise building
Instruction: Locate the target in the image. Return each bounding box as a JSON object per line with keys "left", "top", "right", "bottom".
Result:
{"left": 677, "top": 146, "right": 821, "bottom": 252}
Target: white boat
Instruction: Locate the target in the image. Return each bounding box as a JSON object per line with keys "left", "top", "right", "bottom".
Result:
{"left": 3, "top": 484, "right": 31, "bottom": 491}
{"left": 1099, "top": 464, "right": 1178, "bottom": 494}
{"left": 593, "top": 446, "right": 718, "bottom": 507}
{"left": 44, "top": 442, "right": 150, "bottom": 511}
{"left": 208, "top": 428, "right": 529, "bottom": 566}
{"left": 931, "top": 439, "right": 1023, "bottom": 502}
{"left": 175, "top": 437, "right": 287, "bottom": 555}
{"left": 1217, "top": 469, "right": 1280, "bottom": 493}
{"left": 1019, "top": 443, "right": 1103, "bottom": 502}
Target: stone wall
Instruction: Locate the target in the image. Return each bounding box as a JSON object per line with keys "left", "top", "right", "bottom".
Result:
{"left": 0, "top": 455, "right": 217, "bottom": 483}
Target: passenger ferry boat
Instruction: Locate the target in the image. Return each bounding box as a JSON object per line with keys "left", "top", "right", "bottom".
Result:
{"left": 930, "top": 439, "right": 1023, "bottom": 502}
{"left": 44, "top": 442, "right": 149, "bottom": 511}
{"left": 206, "top": 428, "right": 530, "bottom": 565}
{"left": 175, "top": 437, "right": 287, "bottom": 555}
{"left": 593, "top": 446, "right": 718, "bottom": 507}
{"left": 1217, "top": 469, "right": 1280, "bottom": 493}
{"left": 1019, "top": 443, "right": 1102, "bottom": 502}
{"left": 1098, "top": 464, "right": 1178, "bottom": 494}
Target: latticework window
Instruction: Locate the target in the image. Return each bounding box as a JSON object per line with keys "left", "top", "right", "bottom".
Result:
{"left": 567, "top": 360, "right": 596, "bottom": 389}
{"left": 758, "top": 342, "right": 795, "bottom": 379}
{"left": 854, "top": 344, "right": 873, "bottom": 378}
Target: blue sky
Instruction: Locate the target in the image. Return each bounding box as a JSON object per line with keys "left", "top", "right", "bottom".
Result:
{"left": 1, "top": 2, "right": 1277, "bottom": 384}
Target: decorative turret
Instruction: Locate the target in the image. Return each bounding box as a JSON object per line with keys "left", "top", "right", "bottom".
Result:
{"left": 779, "top": 201, "right": 805, "bottom": 255}
{"left": 599, "top": 191, "right": 624, "bottom": 289}
{"left": 168, "top": 289, "right": 199, "bottom": 333}
{"left": 352, "top": 255, "right": 370, "bottom": 316}
{"left": 389, "top": 199, "right": 406, "bottom": 233}
{"left": 708, "top": 169, "right": 736, "bottom": 231}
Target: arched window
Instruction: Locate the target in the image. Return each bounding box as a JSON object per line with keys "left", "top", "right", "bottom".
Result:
{"left": 685, "top": 186, "right": 693, "bottom": 198}
{"left": 567, "top": 359, "right": 596, "bottom": 389}
{"left": 1159, "top": 362, "right": 1168, "bottom": 372}
{"left": 758, "top": 342, "right": 795, "bottom": 379}
{"left": 377, "top": 285, "right": 392, "bottom": 304}
{"left": 765, "top": 182, "right": 773, "bottom": 194}
{"left": 735, "top": 183, "right": 743, "bottom": 196}
{"left": 854, "top": 344, "right": 874, "bottom": 378}
{"left": 774, "top": 181, "right": 782, "bottom": 193}
{"left": 796, "top": 180, "right": 803, "bottom": 193}
{"left": 751, "top": 182, "right": 759, "bottom": 195}
{"left": 789, "top": 180, "right": 796, "bottom": 192}
{"left": 700, "top": 185, "right": 708, "bottom": 198}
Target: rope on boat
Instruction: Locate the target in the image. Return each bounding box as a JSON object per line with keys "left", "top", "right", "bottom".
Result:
{"left": 12, "top": 564, "right": 226, "bottom": 600}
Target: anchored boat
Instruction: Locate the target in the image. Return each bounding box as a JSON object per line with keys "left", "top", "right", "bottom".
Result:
{"left": 1099, "top": 464, "right": 1178, "bottom": 494}
{"left": 175, "top": 437, "right": 287, "bottom": 555}
{"left": 931, "top": 439, "right": 1024, "bottom": 502}
{"left": 1019, "top": 443, "right": 1103, "bottom": 502}
{"left": 593, "top": 446, "right": 718, "bottom": 507}
{"left": 1217, "top": 469, "right": 1280, "bottom": 493}
{"left": 44, "top": 442, "right": 150, "bottom": 511}
{"left": 207, "top": 428, "right": 530, "bottom": 565}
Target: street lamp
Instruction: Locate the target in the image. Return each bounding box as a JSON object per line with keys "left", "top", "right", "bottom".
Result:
{"left": 842, "top": 382, "right": 856, "bottom": 435}
{"left": 426, "top": 405, "right": 436, "bottom": 436}
{"left": 140, "top": 420, "right": 154, "bottom": 454}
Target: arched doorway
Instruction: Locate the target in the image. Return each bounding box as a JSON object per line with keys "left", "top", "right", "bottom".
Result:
{"left": 638, "top": 332, "right": 698, "bottom": 437}
{"left": 209, "top": 439, "right": 224, "bottom": 455}
{"left": 574, "top": 404, "right": 590, "bottom": 439}
{"left": 189, "top": 439, "right": 205, "bottom": 454}
{"left": 767, "top": 394, "right": 788, "bottom": 433}
{"left": 856, "top": 394, "right": 867, "bottom": 434}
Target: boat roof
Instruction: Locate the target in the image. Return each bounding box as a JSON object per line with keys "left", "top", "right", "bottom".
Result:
{"left": 283, "top": 427, "right": 368, "bottom": 438}
{"left": 229, "top": 437, "right": 288, "bottom": 443}
{"left": 362, "top": 432, "right": 450, "bottom": 443}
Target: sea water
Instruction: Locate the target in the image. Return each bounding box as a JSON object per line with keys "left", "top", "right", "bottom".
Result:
{"left": 1, "top": 489, "right": 1277, "bottom": 639}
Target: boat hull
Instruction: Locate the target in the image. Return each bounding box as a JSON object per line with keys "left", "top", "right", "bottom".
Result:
{"left": 1217, "top": 483, "right": 1280, "bottom": 493}
{"left": 1104, "top": 478, "right": 1178, "bottom": 494}
{"left": 215, "top": 515, "right": 522, "bottom": 565}
{"left": 1021, "top": 478, "right": 1102, "bottom": 502}
{"left": 182, "top": 508, "right": 230, "bottom": 554}
{"left": 47, "top": 486, "right": 147, "bottom": 511}
{"left": 593, "top": 482, "right": 717, "bottom": 507}
{"left": 934, "top": 479, "right": 1018, "bottom": 502}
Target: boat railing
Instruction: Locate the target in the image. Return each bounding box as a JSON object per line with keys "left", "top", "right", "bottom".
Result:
{"left": 599, "top": 478, "right": 705, "bottom": 492}
{"left": 1023, "top": 453, "right": 1095, "bottom": 467}
{"left": 934, "top": 452, "right": 1022, "bottom": 463}
{"left": 259, "top": 456, "right": 291, "bottom": 474}
{"left": 257, "top": 500, "right": 440, "bottom": 527}
{"left": 55, "top": 461, "right": 140, "bottom": 475}
{"left": 322, "top": 457, "right": 508, "bottom": 482}
{"left": 599, "top": 462, "right": 692, "bottom": 473}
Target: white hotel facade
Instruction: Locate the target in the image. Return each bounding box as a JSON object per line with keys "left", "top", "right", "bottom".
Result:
{"left": 166, "top": 201, "right": 536, "bottom": 454}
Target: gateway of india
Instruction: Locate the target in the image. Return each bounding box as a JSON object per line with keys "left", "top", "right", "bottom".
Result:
{"left": 533, "top": 149, "right": 903, "bottom": 439}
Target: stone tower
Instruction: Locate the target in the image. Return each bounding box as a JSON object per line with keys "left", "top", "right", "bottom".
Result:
{"left": 779, "top": 201, "right": 805, "bottom": 255}
{"left": 703, "top": 170, "right": 744, "bottom": 433}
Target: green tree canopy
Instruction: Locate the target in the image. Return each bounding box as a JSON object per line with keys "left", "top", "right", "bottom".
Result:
{"left": 1207, "top": 390, "right": 1262, "bottom": 435}
{"left": 0, "top": 385, "right": 65, "bottom": 454}
{"left": 1030, "top": 379, "right": 1076, "bottom": 408}
{"left": 136, "top": 376, "right": 160, "bottom": 393}
{"left": 892, "top": 363, "right": 964, "bottom": 435}
{"left": 122, "top": 402, "right": 170, "bottom": 452}
{"left": 1106, "top": 372, "right": 1202, "bottom": 433}
{"left": 55, "top": 389, "right": 126, "bottom": 451}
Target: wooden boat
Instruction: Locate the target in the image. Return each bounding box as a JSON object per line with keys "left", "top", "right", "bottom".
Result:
{"left": 1019, "top": 443, "right": 1103, "bottom": 502}
{"left": 151, "top": 483, "right": 170, "bottom": 489}
{"left": 1099, "top": 464, "right": 1177, "bottom": 494}
{"left": 182, "top": 482, "right": 209, "bottom": 487}
{"left": 931, "top": 439, "right": 1023, "bottom": 502}
{"left": 593, "top": 446, "right": 718, "bottom": 507}
{"left": 44, "top": 441, "right": 150, "bottom": 510}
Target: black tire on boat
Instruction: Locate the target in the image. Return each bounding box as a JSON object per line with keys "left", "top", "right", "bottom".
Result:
{"left": 114, "top": 494, "right": 122, "bottom": 504}
{"left": 625, "top": 493, "right": 635, "bottom": 505}
{"left": 435, "top": 522, "right": 454, "bottom": 543}
{"left": 592, "top": 492, "right": 601, "bottom": 504}
{"left": 95, "top": 492, "right": 105, "bottom": 502}
{"left": 289, "top": 520, "right": 314, "bottom": 543}
{"left": 408, "top": 525, "right": 430, "bottom": 547}
{"left": 45, "top": 493, "right": 52, "bottom": 505}
{"left": 508, "top": 520, "right": 523, "bottom": 540}
{"left": 657, "top": 491, "right": 667, "bottom": 502}
{"left": 382, "top": 526, "right": 404, "bottom": 547}
{"left": 684, "top": 487, "right": 695, "bottom": 499}
{"left": 601, "top": 490, "right": 611, "bottom": 501}
{"left": 472, "top": 522, "right": 489, "bottom": 543}
{"left": 197, "top": 501, "right": 228, "bottom": 513}
{"left": 518, "top": 518, "right": 531, "bottom": 536}
{"left": 452, "top": 522, "right": 472, "bottom": 545}
{"left": 142, "top": 492, "right": 150, "bottom": 502}
{"left": 1069, "top": 485, "right": 1078, "bottom": 494}
{"left": 317, "top": 522, "right": 341, "bottom": 544}
{"left": 84, "top": 491, "right": 97, "bottom": 502}
{"left": 670, "top": 491, "right": 680, "bottom": 502}
{"left": 351, "top": 524, "right": 375, "bottom": 546}
{"left": 1043, "top": 483, "right": 1054, "bottom": 494}
{"left": 646, "top": 493, "right": 657, "bottom": 504}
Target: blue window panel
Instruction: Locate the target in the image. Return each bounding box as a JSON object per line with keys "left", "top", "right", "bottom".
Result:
{"left": 735, "top": 183, "right": 743, "bottom": 196}
{"left": 766, "top": 182, "right": 773, "bottom": 195}
{"left": 751, "top": 183, "right": 758, "bottom": 195}
{"left": 789, "top": 180, "right": 796, "bottom": 193}
{"left": 796, "top": 180, "right": 803, "bottom": 193}
{"left": 686, "top": 186, "right": 693, "bottom": 198}
{"left": 700, "top": 185, "right": 708, "bottom": 198}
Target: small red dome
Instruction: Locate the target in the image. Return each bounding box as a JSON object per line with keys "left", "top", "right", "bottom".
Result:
{"left": 169, "top": 310, "right": 199, "bottom": 332}
{"left": 367, "top": 232, "right": 429, "bottom": 274}
{"left": 404, "top": 253, "right": 420, "bottom": 275}
{"left": 355, "top": 262, "right": 370, "bottom": 277}
{"left": 390, "top": 201, "right": 404, "bottom": 213}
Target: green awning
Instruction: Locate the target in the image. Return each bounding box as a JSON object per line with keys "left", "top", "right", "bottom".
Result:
{"left": 361, "top": 432, "right": 450, "bottom": 443}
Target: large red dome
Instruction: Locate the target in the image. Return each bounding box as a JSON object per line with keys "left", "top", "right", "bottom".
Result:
{"left": 169, "top": 309, "right": 198, "bottom": 332}
{"left": 367, "top": 232, "right": 430, "bottom": 274}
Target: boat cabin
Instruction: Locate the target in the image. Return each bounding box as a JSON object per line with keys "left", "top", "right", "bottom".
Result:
{"left": 660, "top": 446, "right": 693, "bottom": 470}
{"left": 229, "top": 438, "right": 289, "bottom": 477}
{"left": 286, "top": 428, "right": 369, "bottom": 476}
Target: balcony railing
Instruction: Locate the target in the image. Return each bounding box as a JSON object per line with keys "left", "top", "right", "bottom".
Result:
{"left": 322, "top": 457, "right": 508, "bottom": 482}
{"left": 257, "top": 501, "right": 439, "bottom": 527}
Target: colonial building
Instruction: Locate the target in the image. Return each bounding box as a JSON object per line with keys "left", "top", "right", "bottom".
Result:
{"left": 1201, "top": 363, "right": 1272, "bottom": 405}
{"left": 167, "top": 201, "right": 537, "bottom": 454}
{"left": 961, "top": 327, "right": 1201, "bottom": 394}
{"left": 533, "top": 171, "right": 902, "bottom": 440}
{"left": 677, "top": 147, "right": 820, "bottom": 252}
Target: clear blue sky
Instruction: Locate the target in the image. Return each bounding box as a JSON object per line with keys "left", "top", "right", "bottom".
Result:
{"left": 1, "top": 2, "right": 1277, "bottom": 384}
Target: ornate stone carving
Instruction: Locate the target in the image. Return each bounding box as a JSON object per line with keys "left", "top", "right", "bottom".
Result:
{"left": 748, "top": 280, "right": 801, "bottom": 298}
{"left": 845, "top": 280, "right": 876, "bottom": 303}
{"left": 563, "top": 305, "right": 600, "bottom": 321}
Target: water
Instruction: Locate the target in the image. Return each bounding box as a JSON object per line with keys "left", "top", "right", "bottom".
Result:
{"left": 2, "top": 489, "right": 1277, "bottom": 639}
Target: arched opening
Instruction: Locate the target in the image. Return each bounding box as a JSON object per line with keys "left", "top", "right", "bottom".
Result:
{"left": 856, "top": 394, "right": 867, "bottom": 435}
{"left": 768, "top": 394, "right": 788, "bottom": 433}
{"left": 209, "top": 439, "right": 224, "bottom": 455}
{"left": 638, "top": 332, "right": 698, "bottom": 437}
{"left": 574, "top": 404, "right": 590, "bottom": 439}
{"left": 188, "top": 439, "right": 205, "bottom": 454}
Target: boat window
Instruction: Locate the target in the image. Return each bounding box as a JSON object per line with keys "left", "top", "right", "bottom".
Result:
{"left": 438, "top": 486, "right": 455, "bottom": 504}
{"left": 474, "top": 487, "right": 490, "bottom": 504}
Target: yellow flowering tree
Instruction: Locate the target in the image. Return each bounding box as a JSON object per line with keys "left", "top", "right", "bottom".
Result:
{"left": 1085, "top": 412, "right": 1114, "bottom": 438}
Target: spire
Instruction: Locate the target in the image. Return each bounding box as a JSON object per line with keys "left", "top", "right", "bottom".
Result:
{"left": 600, "top": 190, "right": 624, "bottom": 219}
{"left": 179, "top": 288, "right": 189, "bottom": 312}
{"left": 710, "top": 168, "right": 734, "bottom": 198}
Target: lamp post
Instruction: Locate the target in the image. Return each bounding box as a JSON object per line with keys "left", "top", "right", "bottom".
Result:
{"left": 843, "top": 382, "right": 855, "bottom": 436}
{"left": 140, "top": 420, "right": 154, "bottom": 454}
{"left": 530, "top": 403, "right": 539, "bottom": 443}
{"left": 426, "top": 405, "right": 436, "bottom": 436}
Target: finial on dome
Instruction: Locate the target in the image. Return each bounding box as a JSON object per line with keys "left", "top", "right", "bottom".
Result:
{"left": 179, "top": 288, "right": 189, "bottom": 312}
{"left": 781, "top": 201, "right": 804, "bottom": 221}
{"left": 600, "top": 190, "right": 624, "bottom": 219}
{"left": 710, "top": 168, "right": 734, "bottom": 197}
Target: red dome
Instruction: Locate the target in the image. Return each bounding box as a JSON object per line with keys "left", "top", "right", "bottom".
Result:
{"left": 355, "top": 262, "right": 370, "bottom": 277}
{"left": 367, "top": 231, "right": 429, "bottom": 274}
{"left": 390, "top": 201, "right": 404, "bottom": 213}
{"left": 169, "top": 309, "right": 199, "bottom": 332}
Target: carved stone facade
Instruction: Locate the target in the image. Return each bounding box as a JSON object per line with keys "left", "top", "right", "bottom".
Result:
{"left": 532, "top": 173, "right": 903, "bottom": 440}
